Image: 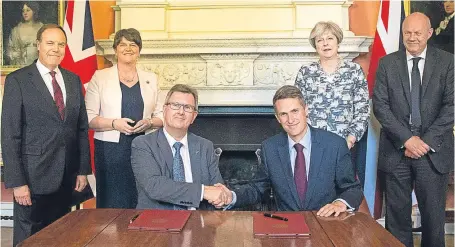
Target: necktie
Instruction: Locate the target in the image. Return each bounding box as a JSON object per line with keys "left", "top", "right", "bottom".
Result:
{"left": 49, "top": 71, "right": 65, "bottom": 120}
{"left": 173, "top": 142, "right": 186, "bottom": 210}
{"left": 294, "top": 143, "right": 308, "bottom": 205}
{"left": 410, "top": 57, "right": 422, "bottom": 128}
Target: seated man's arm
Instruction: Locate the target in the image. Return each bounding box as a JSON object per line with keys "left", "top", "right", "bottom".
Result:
{"left": 131, "top": 137, "right": 202, "bottom": 208}
{"left": 334, "top": 139, "right": 363, "bottom": 209}
{"left": 317, "top": 139, "right": 363, "bottom": 217}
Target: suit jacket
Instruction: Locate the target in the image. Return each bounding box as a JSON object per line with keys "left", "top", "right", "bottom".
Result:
{"left": 1, "top": 62, "right": 91, "bottom": 195}
{"left": 372, "top": 47, "right": 454, "bottom": 173}
{"left": 85, "top": 64, "right": 164, "bottom": 143}
{"left": 131, "top": 128, "right": 224, "bottom": 210}
{"left": 234, "top": 126, "right": 363, "bottom": 211}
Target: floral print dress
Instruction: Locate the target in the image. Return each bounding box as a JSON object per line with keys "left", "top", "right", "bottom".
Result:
{"left": 294, "top": 60, "right": 370, "bottom": 141}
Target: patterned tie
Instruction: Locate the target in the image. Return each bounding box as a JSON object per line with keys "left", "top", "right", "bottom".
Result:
{"left": 49, "top": 71, "right": 65, "bottom": 120}
{"left": 294, "top": 143, "right": 308, "bottom": 205}
{"left": 410, "top": 57, "right": 422, "bottom": 128}
{"left": 173, "top": 142, "right": 186, "bottom": 210}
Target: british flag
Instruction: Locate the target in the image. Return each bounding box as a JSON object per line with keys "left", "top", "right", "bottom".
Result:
{"left": 364, "top": 0, "right": 407, "bottom": 219}
{"left": 60, "top": 0, "right": 97, "bottom": 171}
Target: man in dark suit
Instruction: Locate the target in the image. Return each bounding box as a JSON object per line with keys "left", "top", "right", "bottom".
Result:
{"left": 215, "top": 85, "right": 362, "bottom": 216}
{"left": 1, "top": 24, "right": 91, "bottom": 246}
{"left": 131, "top": 84, "right": 230, "bottom": 210}
{"left": 373, "top": 12, "right": 453, "bottom": 247}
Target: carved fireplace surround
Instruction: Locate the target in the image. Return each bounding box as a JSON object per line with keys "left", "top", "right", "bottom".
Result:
{"left": 95, "top": 0, "right": 373, "bottom": 209}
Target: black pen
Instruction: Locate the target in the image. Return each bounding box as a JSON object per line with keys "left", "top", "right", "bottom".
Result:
{"left": 129, "top": 214, "right": 140, "bottom": 224}
{"left": 263, "top": 213, "right": 288, "bottom": 221}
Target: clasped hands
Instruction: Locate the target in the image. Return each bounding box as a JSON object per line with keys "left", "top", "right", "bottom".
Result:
{"left": 113, "top": 118, "right": 152, "bottom": 135}
{"left": 203, "top": 183, "right": 233, "bottom": 208}
{"left": 404, "top": 136, "right": 430, "bottom": 159}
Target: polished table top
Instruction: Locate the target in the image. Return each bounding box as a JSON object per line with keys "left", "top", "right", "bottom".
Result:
{"left": 18, "top": 209, "right": 403, "bottom": 247}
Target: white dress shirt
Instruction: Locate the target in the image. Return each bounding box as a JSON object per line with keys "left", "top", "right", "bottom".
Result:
{"left": 406, "top": 46, "right": 427, "bottom": 90}
{"left": 35, "top": 59, "right": 67, "bottom": 104}
{"left": 163, "top": 127, "right": 204, "bottom": 210}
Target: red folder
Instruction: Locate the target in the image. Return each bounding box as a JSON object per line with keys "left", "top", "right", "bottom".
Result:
{"left": 128, "top": 210, "right": 191, "bottom": 232}
{"left": 252, "top": 212, "right": 310, "bottom": 237}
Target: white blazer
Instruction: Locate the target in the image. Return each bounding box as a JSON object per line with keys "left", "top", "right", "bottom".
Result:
{"left": 85, "top": 65, "right": 164, "bottom": 143}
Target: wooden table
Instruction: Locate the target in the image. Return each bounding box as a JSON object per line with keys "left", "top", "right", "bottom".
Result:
{"left": 18, "top": 209, "right": 403, "bottom": 247}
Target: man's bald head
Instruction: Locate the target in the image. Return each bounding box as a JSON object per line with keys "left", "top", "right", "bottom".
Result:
{"left": 402, "top": 12, "right": 433, "bottom": 56}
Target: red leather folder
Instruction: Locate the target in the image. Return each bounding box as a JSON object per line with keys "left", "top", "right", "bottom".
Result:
{"left": 128, "top": 210, "right": 191, "bottom": 232}
{"left": 252, "top": 212, "right": 310, "bottom": 237}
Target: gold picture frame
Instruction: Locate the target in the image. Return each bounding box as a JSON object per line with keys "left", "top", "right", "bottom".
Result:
{"left": 1, "top": 0, "right": 65, "bottom": 75}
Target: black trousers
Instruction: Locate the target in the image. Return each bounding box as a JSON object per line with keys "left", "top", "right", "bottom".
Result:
{"left": 13, "top": 182, "right": 72, "bottom": 247}
{"left": 384, "top": 155, "right": 448, "bottom": 247}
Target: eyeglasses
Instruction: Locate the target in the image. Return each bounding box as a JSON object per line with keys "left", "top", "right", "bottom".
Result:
{"left": 166, "top": 102, "right": 197, "bottom": 113}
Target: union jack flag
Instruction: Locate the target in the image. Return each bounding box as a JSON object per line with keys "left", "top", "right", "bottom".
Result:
{"left": 60, "top": 0, "right": 97, "bottom": 172}
{"left": 364, "top": 0, "right": 407, "bottom": 219}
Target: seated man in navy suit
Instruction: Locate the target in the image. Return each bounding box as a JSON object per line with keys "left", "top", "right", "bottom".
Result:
{"left": 216, "top": 85, "right": 363, "bottom": 216}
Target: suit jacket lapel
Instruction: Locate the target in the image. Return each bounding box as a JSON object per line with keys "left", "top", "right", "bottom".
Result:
{"left": 188, "top": 133, "right": 201, "bottom": 184}
{"left": 276, "top": 133, "right": 301, "bottom": 207}
{"left": 157, "top": 129, "right": 174, "bottom": 176}
{"left": 421, "top": 47, "right": 436, "bottom": 98}
{"left": 28, "top": 64, "right": 61, "bottom": 120}
{"left": 395, "top": 51, "right": 412, "bottom": 108}
{"left": 304, "top": 127, "right": 324, "bottom": 209}
{"left": 61, "top": 69, "right": 74, "bottom": 122}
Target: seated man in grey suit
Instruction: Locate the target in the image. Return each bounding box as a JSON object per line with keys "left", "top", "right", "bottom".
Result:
{"left": 216, "top": 85, "right": 363, "bottom": 216}
{"left": 131, "top": 84, "right": 230, "bottom": 209}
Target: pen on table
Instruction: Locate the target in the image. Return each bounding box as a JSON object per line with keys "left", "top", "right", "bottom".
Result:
{"left": 130, "top": 214, "right": 140, "bottom": 224}
{"left": 263, "top": 213, "right": 288, "bottom": 221}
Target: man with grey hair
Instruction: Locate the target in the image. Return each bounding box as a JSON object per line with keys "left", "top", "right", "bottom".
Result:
{"left": 373, "top": 12, "right": 453, "bottom": 247}
{"left": 131, "top": 84, "right": 230, "bottom": 210}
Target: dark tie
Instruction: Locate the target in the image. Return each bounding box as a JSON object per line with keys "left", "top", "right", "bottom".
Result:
{"left": 173, "top": 142, "right": 186, "bottom": 210}
{"left": 410, "top": 57, "right": 422, "bottom": 128}
{"left": 49, "top": 71, "right": 65, "bottom": 120}
{"left": 294, "top": 143, "right": 308, "bottom": 205}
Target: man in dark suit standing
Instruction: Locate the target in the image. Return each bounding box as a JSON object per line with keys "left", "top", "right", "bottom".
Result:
{"left": 131, "top": 84, "right": 230, "bottom": 210}
{"left": 1, "top": 24, "right": 91, "bottom": 246}
{"left": 373, "top": 12, "right": 453, "bottom": 247}
{"left": 215, "top": 85, "right": 362, "bottom": 216}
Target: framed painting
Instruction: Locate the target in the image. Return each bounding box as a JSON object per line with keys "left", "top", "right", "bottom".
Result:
{"left": 411, "top": 0, "right": 454, "bottom": 54}
{"left": 1, "top": 0, "right": 65, "bottom": 75}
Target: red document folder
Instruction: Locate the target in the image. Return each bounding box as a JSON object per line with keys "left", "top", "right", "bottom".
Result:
{"left": 252, "top": 212, "right": 310, "bottom": 237}
{"left": 128, "top": 210, "right": 191, "bottom": 232}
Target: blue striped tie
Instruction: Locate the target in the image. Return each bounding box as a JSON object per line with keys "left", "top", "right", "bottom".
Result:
{"left": 173, "top": 142, "right": 186, "bottom": 210}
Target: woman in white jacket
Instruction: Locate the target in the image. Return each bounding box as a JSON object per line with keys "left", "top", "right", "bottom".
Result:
{"left": 85, "top": 28, "right": 163, "bottom": 208}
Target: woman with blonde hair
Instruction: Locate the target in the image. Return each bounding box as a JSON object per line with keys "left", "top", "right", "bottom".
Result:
{"left": 85, "top": 28, "right": 164, "bottom": 208}
{"left": 294, "top": 21, "right": 369, "bottom": 185}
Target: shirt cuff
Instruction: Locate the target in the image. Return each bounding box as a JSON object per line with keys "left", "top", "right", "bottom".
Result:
{"left": 200, "top": 185, "right": 204, "bottom": 201}
{"left": 223, "top": 191, "right": 237, "bottom": 211}
{"left": 333, "top": 198, "right": 355, "bottom": 212}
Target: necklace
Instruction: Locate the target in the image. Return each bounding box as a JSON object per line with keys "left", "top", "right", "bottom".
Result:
{"left": 318, "top": 57, "right": 342, "bottom": 76}
{"left": 119, "top": 71, "right": 137, "bottom": 83}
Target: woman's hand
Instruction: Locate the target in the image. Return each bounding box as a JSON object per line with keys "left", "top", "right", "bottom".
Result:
{"left": 112, "top": 118, "right": 135, "bottom": 135}
{"left": 132, "top": 119, "right": 152, "bottom": 134}
{"left": 346, "top": 135, "right": 356, "bottom": 149}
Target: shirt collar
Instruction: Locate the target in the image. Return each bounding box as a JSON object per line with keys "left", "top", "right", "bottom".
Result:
{"left": 36, "top": 59, "right": 62, "bottom": 77}
{"left": 406, "top": 46, "right": 427, "bottom": 61}
{"left": 288, "top": 127, "right": 312, "bottom": 151}
{"left": 163, "top": 127, "right": 188, "bottom": 150}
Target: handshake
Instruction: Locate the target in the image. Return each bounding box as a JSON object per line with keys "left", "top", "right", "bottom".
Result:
{"left": 203, "top": 183, "right": 233, "bottom": 208}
